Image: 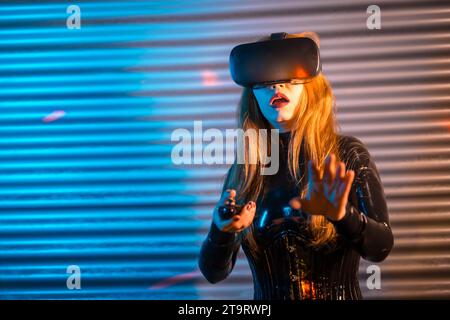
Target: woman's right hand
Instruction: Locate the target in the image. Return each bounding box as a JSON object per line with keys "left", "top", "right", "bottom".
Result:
{"left": 213, "top": 189, "right": 256, "bottom": 233}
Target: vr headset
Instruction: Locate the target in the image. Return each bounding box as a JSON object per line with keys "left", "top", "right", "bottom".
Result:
{"left": 229, "top": 32, "right": 321, "bottom": 87}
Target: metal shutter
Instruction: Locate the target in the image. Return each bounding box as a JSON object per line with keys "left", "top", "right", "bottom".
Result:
{"left": 0, "top": 0, "right": 449, "bottom": 299}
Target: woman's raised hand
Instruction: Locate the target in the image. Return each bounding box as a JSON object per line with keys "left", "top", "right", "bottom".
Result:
{"left": 289, "top": 153, "right": 355, "bottom": 221}
{"left": 213, "top": 189, "right": 256, "bottom": 233}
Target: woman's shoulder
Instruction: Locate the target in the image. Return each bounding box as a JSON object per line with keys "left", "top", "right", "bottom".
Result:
{"left": 337, "top": 134, "right": 367, "bottom": 150}
{"left": 336, "top": 134, "right": 373, "bottom": 169}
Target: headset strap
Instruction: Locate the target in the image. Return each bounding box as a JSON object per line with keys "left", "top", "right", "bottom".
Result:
{"left": 270, "top": 32, "right": 288, "bottom": 40}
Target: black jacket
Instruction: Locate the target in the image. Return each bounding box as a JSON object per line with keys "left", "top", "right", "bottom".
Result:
{"left": 198, "top": 133, "right": 394, "bottom": 300}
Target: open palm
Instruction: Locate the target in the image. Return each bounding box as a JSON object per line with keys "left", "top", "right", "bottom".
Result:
{"left": 290, "top": 153, "right": 355, "bottom": 221}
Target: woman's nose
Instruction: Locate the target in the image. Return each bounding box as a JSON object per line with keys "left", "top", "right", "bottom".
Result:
{"left": 270, "top": 83, "right": 285, "bottom": 90}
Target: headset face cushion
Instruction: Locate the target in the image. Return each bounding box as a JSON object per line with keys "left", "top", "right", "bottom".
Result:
{"left": 229, "top": 37, "right": 321, "bottom": 87}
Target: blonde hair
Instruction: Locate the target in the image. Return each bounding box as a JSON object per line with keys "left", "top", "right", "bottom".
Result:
{"left": 222, "top": 33, "right": 342, "bottom": 250}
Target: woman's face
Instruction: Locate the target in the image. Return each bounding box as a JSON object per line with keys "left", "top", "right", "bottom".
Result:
{"left": 252, "top": 82, "right": 304, "bottom": 132}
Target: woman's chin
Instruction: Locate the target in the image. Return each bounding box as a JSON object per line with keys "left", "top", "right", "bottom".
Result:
{"left": 275, "top": 111, "right": 294, "bottom": 123}
{"left": 262, "top": 108, "right": 294, "bottom": 128}
{"left": 277, "top": 119, "right": 288, "bottom": 126}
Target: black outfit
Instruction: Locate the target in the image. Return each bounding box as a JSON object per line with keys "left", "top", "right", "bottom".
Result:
{"left": 198, "top": 132, "right": 394, "bottom": 300}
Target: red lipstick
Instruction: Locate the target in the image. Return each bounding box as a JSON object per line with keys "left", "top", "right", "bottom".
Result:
{"left": 270, "top": 92, "right": 290, "bottom": 108}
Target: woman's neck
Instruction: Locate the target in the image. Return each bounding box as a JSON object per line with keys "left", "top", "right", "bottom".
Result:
{"left": 270, "top": 121, "right": 292, "bottom": 133}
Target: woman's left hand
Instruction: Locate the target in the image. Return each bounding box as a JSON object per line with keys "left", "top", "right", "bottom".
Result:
{"left": 289, "top": 153, "right": 355, "bottom": 221}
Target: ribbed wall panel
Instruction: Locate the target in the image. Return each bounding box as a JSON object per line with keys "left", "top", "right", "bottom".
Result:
{"left": 0, "top": 0, "right": 449, "bottom": 299}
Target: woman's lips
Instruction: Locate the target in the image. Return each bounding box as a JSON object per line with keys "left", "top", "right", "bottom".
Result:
{"left": 270, "top": 92, "right": 290, "bottom": 109}
{"left": 272, "top": 100, "right": 290, "bottom": 109}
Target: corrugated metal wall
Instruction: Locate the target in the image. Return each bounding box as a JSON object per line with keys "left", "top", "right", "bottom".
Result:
{"left": 0, "top": 0, "right": 449, "bottom": 299}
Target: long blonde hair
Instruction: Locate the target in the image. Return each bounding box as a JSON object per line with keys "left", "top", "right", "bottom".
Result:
{"left": 222, "top": 34, "right": 342, "bottom": 248}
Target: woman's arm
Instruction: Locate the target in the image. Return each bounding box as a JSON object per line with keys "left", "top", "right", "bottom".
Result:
{"left": 198, "top": 221, "right": 242, "bottom": 284}
{"left": 331, "top": 136, "right": 394, "bottom": 262}
{"left": 198, "top": 186, "right": 255, "bottom": 284}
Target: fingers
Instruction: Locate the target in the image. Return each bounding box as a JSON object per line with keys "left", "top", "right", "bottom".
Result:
{"left": 218, "top": 215, "right": 238, "bottom": 231}
{"left": 338, "top": 162, "right": 345, "bottom": 179}
{"left": 289, "top": 196, "right": 302, "bottom": 210}
{"left": 334, "top": 168, "right": 355, "bottom": 215}
{"left": 313, "top": 161, "right": 322, "bottom": 181}
{"left": 224, "top": 189, "right": 236, "bottom": 201}
{"left": 222, "top": 215, "right": 241, "bottom": 232}
{"left": 239, "top": 201, "right": 256, "bottom": 228}
{"left": 294, "top": 155, "right": 356, "bottom": 218}
{"left": 330, "top": 162, "right": 344, "bottom": 194}
{"left": 221, "top": 189, "right": 236, "bottom": 206}
{"left": 224, "top": 198, "right": 235, "bottom": 206}
{"left": 309, "top": 160, "right": 321, "bottom": 183}
{"left": 307, "top": 159, "right": 322, "bottom": 194}
{"left": 223, "top": 201, "right": 256, "bottom": 232}
{"left": 323, "top": 153, "right": 337, "bottom": 185}
{"left": 215, "top": 189, "right": 256, "bottom": 233}
{"left": 342, "top": 169, "right": 355, "bottom": 198}
{"left": 334, "top": 162, "right": 352, "bottom": 197}
{"left": 325, "top": 156, "right": 350, "bottom": 194}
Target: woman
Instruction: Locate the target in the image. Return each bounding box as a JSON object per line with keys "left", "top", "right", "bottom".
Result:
{"left": 198, "top": 32, "right": 394, "bottom": 300}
